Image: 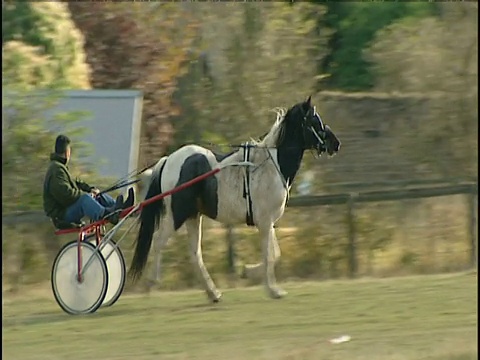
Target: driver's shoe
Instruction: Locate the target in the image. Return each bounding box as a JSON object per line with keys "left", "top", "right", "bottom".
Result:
{"left": 123, "top": 188, "right": 135, "bottom": 209}
{"left": 102, "top": 195, "right": 124, "bottom": 225}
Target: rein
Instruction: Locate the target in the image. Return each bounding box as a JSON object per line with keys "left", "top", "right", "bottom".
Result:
{"left": 187, "top": 141, "right": 318, "bottom": 152}
{"left": 102, "top": 105, "right": 328, "bottom": 195}
{"left": 99, "top": 161, "right": 157, "bottom": 195}
{"left": 98, "top": 179, "right": 141, "bottom": 195}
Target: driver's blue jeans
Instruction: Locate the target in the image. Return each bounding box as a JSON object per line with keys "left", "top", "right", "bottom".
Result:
{"left": 64, "top": 193, "right": 116, "bottom": 223}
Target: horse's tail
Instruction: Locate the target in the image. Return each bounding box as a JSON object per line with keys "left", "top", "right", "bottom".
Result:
{"left": 128, "top": 159, "right": 167, "bottom": 282}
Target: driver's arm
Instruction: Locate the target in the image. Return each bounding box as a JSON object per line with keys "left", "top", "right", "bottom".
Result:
{"left": 50, "top": 168, "right": 84, "bottom": 207}
{"left": 75, "top": 178, "right": 94, "bottom": 192}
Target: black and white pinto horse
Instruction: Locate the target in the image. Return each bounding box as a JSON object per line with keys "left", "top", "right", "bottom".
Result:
{"left": 129, "top": 96, "right": 340, "bottom": 301}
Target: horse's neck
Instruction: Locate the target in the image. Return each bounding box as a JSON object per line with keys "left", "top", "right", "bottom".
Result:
{"left": 276, "top": 142, "right": 304, "bottom": 185}
{"left": 234, "top": 138, "right": 304, "bottom": 185}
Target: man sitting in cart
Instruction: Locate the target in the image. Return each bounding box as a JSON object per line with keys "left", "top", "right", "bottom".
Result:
{"left": 43, "top": 135, "right": 135, "bottom": 228}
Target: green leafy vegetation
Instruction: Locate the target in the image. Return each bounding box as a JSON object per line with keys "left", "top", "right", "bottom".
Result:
{"left": 2, "top": 2, "right": 92, "bottom": 213}
{"left": 2, "top": 2, "right": 477, "bottom": 290}
{"left": 2, "top": 2, "right": 90, "bottom": 90}
{"left": 319, "top": 2, "right": 438, "bottom": 91}
{"left": 365, "top": 2, "right": 478, "bottom": 178}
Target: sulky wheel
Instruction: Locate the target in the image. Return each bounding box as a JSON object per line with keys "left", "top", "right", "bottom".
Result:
{"left": 89, "top": 239, "right": 126, "bottom": 307}
{"left": 51, "top": 240, "right": 108, "bottom": 315}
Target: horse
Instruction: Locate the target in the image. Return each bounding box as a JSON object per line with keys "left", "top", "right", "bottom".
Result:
{"left": 128, "top": 96, "right": 341, "bottom": 301}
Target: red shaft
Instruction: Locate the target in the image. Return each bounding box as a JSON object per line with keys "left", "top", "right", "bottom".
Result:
{"left": 120, "top": 167, "right": 221, "bottom": 215}
{"left": 140, "top": 167, "right": 219, "bottom": 208}
{"left": 80, "top": 167, "right": 221, "bottom": 232}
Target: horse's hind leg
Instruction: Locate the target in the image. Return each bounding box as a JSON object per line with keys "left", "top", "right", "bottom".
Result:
{"left": 146, "top": 219, "right": 174, "bottom": 291}
{"left": 185, "top": 215, "right": 222, "bottom": 303}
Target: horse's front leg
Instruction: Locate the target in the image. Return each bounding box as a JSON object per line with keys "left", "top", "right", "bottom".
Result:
{"left": 242, "top": 230, "right": 281, "bottom": 281}
{"left": 260, "top": 225, "right": 286, "bottom": 299}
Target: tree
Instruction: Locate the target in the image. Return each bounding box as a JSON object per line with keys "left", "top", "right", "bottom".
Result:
{"left": 2, "top": 2, "right": 91, "bottom": 212}
{"left": 2, "top": 2, "right": 90, "bottom": 90}
{"left": 318, "top": 2, "right": 437, "bottom": 91}
{"left": 365, "top": 3, "right": 478, "bottom": 178}
{"left": 66, "top": 2, "right": 199, "bottom": 163}
{"left": 176, "top": 3, "right": 331, "bottom": 146}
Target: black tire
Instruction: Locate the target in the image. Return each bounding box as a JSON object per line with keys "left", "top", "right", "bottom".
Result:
{"left": 51, "top": 241, "right": 108, "bottom": 315}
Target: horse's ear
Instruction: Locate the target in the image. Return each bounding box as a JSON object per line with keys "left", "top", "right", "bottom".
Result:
{"left": 302, "top": 95, "right": 312, "bottom": 113}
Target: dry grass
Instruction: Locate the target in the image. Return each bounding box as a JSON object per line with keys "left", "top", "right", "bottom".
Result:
{"left": 2, "top": 272, "right": 477, "bottom": 360}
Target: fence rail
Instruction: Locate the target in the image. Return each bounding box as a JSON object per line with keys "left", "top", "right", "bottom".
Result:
{"left": 245, "top": 182, "right": 477, "bottom": 277}
{"left": 325, "top": 177, "right": 478, "bottom": 191}
{"left": 288, "top": 182, "right": 477, "bottom": 207}
{"left": 4, "top": 182, "right": 477, "bottom": 224}
{"left": 3, "top": 182, "right": 478, "bottom": 276}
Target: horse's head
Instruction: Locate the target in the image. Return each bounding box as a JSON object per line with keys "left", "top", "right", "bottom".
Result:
{"left": 288, "top": 96, "right": 341, "bottom": 157}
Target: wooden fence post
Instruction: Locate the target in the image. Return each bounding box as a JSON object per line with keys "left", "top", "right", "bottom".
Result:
{"left": 226, "top": 225, "right": 236, "bottom": 274}
{"left": 347, "top": 194, "right": 358, "bottom": 278}
{"left": 467, "top": 190, "right": 477, "bottom": 269}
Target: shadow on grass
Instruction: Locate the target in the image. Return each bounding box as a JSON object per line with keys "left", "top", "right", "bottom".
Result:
{"left": 94, "top": 301, "right": 229, "bottom": 318}
{"left": 3, "top": 298, "right": 232, "bottom": 329}
{"left": 3, "top": 311, "right": 73, "bottom": 328}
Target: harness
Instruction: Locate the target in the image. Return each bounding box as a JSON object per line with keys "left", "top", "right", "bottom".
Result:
{"left": 240, "top": 143, "right": 291, "bottom": 227}
{"left": 242, "top": 142, "right": 255, "bottom": 226}
{"left": 219, "top": 106, "right": 330, "bottom": 227}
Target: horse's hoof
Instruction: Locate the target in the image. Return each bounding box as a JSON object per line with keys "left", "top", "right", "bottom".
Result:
{"left": 207, "top": 291, "right": 222, "bottom": 303}
{"left": 268, "top": 288, "right": 287, "bottom": 299}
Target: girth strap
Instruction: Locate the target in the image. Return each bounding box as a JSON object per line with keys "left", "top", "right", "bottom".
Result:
{"left": 242, "top": 143, "right": 255, "bottom": 227}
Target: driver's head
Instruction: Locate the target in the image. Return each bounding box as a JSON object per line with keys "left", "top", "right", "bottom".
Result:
{"left": 55, "top": 134, "right": 71, "bottom": 163}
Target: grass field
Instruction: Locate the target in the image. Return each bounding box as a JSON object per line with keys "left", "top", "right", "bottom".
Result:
{"left": 2, "top": 272, "right": 477, "bottom": 360}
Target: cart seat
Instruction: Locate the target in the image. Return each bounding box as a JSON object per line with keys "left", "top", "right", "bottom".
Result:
{"left": 52, "top": 219, "right": 85, "bottom": 235}
{"left": 53, "top": 219, "right": 85, "bottom": 231}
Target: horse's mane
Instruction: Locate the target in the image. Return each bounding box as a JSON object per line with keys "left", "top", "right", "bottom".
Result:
{"left": 251, "top": 108, "right": 288, "bottom": 148}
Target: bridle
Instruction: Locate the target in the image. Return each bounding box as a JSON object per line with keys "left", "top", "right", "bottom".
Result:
{"left": 259, "top": 107, "right": 329, "bottom": 195}
{"left": 240, "top": 105, "right": 333, "bottom": 204}
{"left": 301, "top": 106, "right": 328, "bottom": 156}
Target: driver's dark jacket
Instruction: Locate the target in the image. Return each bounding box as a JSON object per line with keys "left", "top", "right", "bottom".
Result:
{"left": 43, "top": 153, "right": 93, "bottom": 220}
